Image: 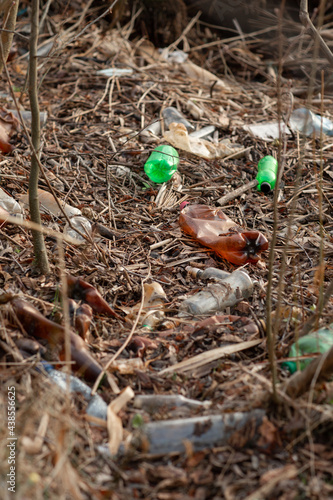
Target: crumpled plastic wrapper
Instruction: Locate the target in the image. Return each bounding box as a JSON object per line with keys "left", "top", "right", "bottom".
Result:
{"left": 164, "top": 122, "right": 244, "bottom": 160}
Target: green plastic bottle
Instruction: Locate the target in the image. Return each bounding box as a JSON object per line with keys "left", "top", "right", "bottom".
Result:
{"left": 144, "top": 145, "right": 179, "bottom": 183}
{"left": 256, "top": 155, "right": 278, "bottom": 193}
{"left": 282, "top": 327, "right": 333, "bottom": 374}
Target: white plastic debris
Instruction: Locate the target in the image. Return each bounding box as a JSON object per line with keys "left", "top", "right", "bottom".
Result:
{"left": 8, "top": 109, "right": 48, "bottom": 127}
{"left": 97, "top": 68, "right": 133, "bottom": 77}
{"left": 159, "top": 49, "right": 188, "bottom": 63}
{"left": 289, "top": 107, "right": 333, "bottom": 137}
{"left": 64, "top": 216, "right": 93, "bottom": 244}
{"left": 164, "top": 122, "right": 243, "bottom": 159}
{"left": 0, "top": 188, "right": 23, "bottom": 220}
{"left": 243, "top": 121, "right": 290, "bottom": 141}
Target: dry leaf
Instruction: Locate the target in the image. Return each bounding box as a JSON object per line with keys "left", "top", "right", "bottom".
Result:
{"left": 107, "top": 387, "right": 134, "bottom": 455}
{"left": 160, "top": 339, "right": 261, "bottom": 375}
{"left": 21, "top": 413, "right": 49, "bottom": 454}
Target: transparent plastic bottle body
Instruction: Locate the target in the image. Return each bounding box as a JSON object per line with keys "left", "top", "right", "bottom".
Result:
{"left": 256, "top": 155, "right": 278, "bottom": 193}
{"left": 179, "top": 270, "right": 253, "bottom": 316}
{"left": 282, "top": 328, "right": 333, "bottom": 374}
{"left": 162, "top": 106, "right": 194, "bottom": 132}
{"left": 179, "top": 204, "right": 268, "bottom": 265}
{"left": 144, "top": 144, "right": 179, "bottom": 183}
{"left": 289, "top": 108, "right": 333, "bottom": 137}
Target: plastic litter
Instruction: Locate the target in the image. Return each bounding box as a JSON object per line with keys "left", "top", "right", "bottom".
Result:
{"left": 256, "top": 155, "right": 278, "bottom": 193}
{"left": 0, "top": 187, "right": 23, "bottom": 221}
{"left": 8, "top": 109, "right": 48, "bottom": 127}
{"left": 40, "top": 362, "right": 108, "bottom": 420}
{"left": 179, "top": 270, "right": 253, "bottom": 316}
{"left": 243, "top": 121, "right": 290, "bottom": 141}
{"left": 164, "top": 122, "right": 243, "bottom": 160}
{"left": 159, "top": 49, "right": 188, "bottom": 64}
{"left": 162, "top": 106, "right": 194, "bottom": 132}
{"left": 289, "top": 107, "right": 333, "bottom": 137}
{"left": 179, "top": 203, "right": 269, "bottom": 265}
{"left": 144, "top": 145, "right": 179, "bottom": 183}
{"left": 140, "top": 120, "right": 161, "bottom": 141}
{"left": 282, "top": 326, "right": 333, "bottom": 374}
{"left": 123, "top": 281, "right": 167, "bottom": 330}
{"left": 186, "top": 266, "right": 230, "bottom": 281}
{"left": 133, "top": 394, "right": 211, "bottom": 413}
{"left": 64, "top": 216, "right": 93, "bottom": 244}
{"left": 97, "top": 68, "right": 134, "bottom": 77}
{"left": 130, "top": 410, "right": 265, "bottom": 455}
{"left": 189, "top": 125, "right": 216, "bottom": 140}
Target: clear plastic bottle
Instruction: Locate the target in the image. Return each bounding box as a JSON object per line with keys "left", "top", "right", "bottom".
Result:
{"left": 289, "top": 108, "right": 333, "bottom": 137}
{"left": 179, "top": 270, "right": 253, "bottom": 316}
{"left": 144, "top": 144, "right": 179, "bottom": 183}
{"left": 179, "top": 203, "right": 268, "bottom": 265}
{"left": 186, "top": 266, "right": 230, "bottom": 281}
{"left": 162, "top": 106, "right": 194, "bottom": 132}
{"left": 256, "top": 155, "right": 278, "bottom": 193}
{"left": 282, "top": 327, "right": 333, "bottom": 373}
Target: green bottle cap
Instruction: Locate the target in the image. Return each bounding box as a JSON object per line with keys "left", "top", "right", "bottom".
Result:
{"left": 256, "top": 155, "right": 278, "bottom": 193}
{"left": 144, "top": 145, "right": 179, "bottom": 183}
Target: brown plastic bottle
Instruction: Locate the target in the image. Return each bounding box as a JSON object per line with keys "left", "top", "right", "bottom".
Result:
{"left": 179, "top": 204, "right": 268, "bottom": 265}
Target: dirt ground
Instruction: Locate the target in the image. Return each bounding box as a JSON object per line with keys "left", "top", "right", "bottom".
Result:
{"left": 1, "top": 2, "right": 333, "bottom": 499}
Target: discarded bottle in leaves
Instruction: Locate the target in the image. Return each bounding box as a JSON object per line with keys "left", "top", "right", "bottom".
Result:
{"left": 40, "top": 362, "right": 108, "bottom": 419}
{"left": 179, "top": 203, "right": 268, "bottom": 265}
{"left": 179, "top": 270, "right": 253, "bottom": 316}
{"left": 130, "top": 410, "right": 265, "bottom": 455}
{"left": 189, "top": 125, "right": 216, "bottom": 140}
{"left": 282, "top": 326, "right": 333, "bottom": 374}
{"left": 186, "top": 266, "right": 230, "bottom": 281}
{"left": 289, "top": 108, "right": 333, "bottom": 137}
{"left": 256, "top": 155, "right": 278, "bottom": 193}
{"left": 144, "top": 145, "right": 179, "bottom": 183}
{"left": 162, "top": 106, "right": 195, "bottom": 132}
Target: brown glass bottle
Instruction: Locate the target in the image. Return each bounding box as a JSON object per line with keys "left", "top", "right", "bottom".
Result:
{"left": 179, "top": 204, "right": 268, "bottom": 265}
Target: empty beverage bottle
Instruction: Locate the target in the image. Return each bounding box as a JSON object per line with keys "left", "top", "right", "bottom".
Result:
{"left": 162, "top": 106, "right": 195, "bottom": 132}
{"left": 186, "top": 266, "right": 230, "bottom": 281}
{"left": 256, "top": 155, "right": 278, "bottom": 193}
{"left": 179, "top": 269, "right": 253, "bottom": 316}
{"left": 179, "top": 203, "right": 268, "bottom": 265}
{"left": 282, "top": 326, "right": 333, "bottom": 374}
{"left": 289, "top": 108, "right": 333, "bottom": 137}
{"left": 144, "top": 144, "right": 179, "bottom": 183}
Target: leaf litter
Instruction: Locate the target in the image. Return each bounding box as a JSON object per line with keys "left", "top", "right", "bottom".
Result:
{"left": 1, "top": 2, "right": 333, "bottom": 499}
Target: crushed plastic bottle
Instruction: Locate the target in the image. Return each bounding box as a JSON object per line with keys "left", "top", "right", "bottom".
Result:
{"left": 179, "top": 203, "right": 268, "bottom": 265}
{"left": 162, "top": 106, "right": 194, "bottom": 132}
{"left": 289, "top": 108, "right": 333, "bottom": 137}
{"left": 164, "top": 123, "right": 243, "bottom": 160}
{"left": 256, "top": 155, "right": 278, "bottom": 193}
{"left": 144, "top": 144, "right": 179, "bottom": 183}
{"left": 179, "top": 270, "right": 253, "bottom": 316}
{"left": 64, "top": 216, "right": 93, "bottom": 244}
{"left": 282, "top": 326, "right": 333, "bottom": 374}
{"left": 0, "top": 187, "right": 23, "bottom": 221}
